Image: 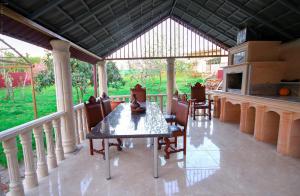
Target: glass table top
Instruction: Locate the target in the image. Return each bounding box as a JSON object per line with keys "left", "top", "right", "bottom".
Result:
{"left": 86, "top": 102, "right": 170, "bottom": 139}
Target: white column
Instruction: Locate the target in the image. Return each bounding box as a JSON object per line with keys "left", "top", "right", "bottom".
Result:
{"left": 50, "top": 40, "right": 76, "bottom": 153}
{"left": 97, "top": 60, "right": 108, "bottom": 96}
{"left": 33, "top": 126, "right": 48, "bottom": 178}
{"left": 166, "top": 58, "right": 175, "bottom": 114}
{"left": 20, "top": 131, "right": 38, "bottom": 189}
{"left": 43, "top": 122, "right": 58, "bottom": 170}
{"left": 53, "top": 119, "right": 65, "bottom": 162}
{"left": 3, "top": 138, "right": 24, "bottom": 196}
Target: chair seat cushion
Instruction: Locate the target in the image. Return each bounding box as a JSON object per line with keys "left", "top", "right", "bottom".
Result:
{"left": 194, "top": 103, "right": 209, "bottom": 109}
{"left": 168, "top": 125, "right": 181, "bottom": 132}
{"left": 164, "top": 114, "right": 176, "bottom": 122}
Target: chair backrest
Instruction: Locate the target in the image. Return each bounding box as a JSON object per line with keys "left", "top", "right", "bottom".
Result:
{"left": 175, "top": 101, "right": 190, "bottom": 130}
{"left": 101, "top": 98, "right": 112, "bottom": 117}
{"left": 130, "top": 84, "right": 146, "bottom": 102}
{"left": 171, "top": 97, "right": 178, "bottom": 115}
{"left": 111, "top": 100, "right": 125, "bottom": 110}
{"left": 191, "top": 82, "right": 206, "bottom": 102}
{"left": 84, "top": 96, "right": 103, "bottom": 131}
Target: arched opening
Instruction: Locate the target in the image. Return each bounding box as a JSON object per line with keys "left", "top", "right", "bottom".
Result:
{"left": 245, "top": 107, "right": 256, "bottom": 134}
{"left": 262, "top": 111, "right": 280, "bottom": 144}
{"left": 224, "top": 101, "right": 240, "bottom": 123}
{"left": 288, "top": 119, "right": 300, "bottom": 157}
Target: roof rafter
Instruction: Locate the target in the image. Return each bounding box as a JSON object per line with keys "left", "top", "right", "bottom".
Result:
{"left": 59, "top": 0, "right": 119, "bottom": 34}
{"left": 29, "top": 0, "right": 64, "bottom": 19}
{"left": 90, "top": 0, "right": 170, "bottom": 52}
{"left": 225, "top": 0, "right": 293, "bottom": 39}
{"left": 174, "top": 6, "right": 236, "bottom": 43}
{"left": 84, "top": 0, "right": 152, "bottom": 46}
{"left": 277, "top": 0, "right": 300, "bottom": 15}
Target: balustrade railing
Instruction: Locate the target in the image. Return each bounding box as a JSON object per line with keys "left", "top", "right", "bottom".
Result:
{"left": 110, "top": 94, "right": 167, "bottom": 112}
{"left": 0, "top": 93, "right": 181, "bottom": 195}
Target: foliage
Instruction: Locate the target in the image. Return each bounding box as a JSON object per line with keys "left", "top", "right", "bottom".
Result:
{"left": 70, "top": 59, "right": 92, "bottom": 102}
{"left": 34, "top": 53, "right": 55, "bottom": 92}
{"left": 107, "top": 61, "right": 125, "bottom": 89}
{"left": 34, "top": 52, "right": 93, "bottom": 103}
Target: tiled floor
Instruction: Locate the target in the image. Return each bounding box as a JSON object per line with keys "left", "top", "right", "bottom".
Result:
{"left": 26, "top": 118, "right": 300, "bottom": 196}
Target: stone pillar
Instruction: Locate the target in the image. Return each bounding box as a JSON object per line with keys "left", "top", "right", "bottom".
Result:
{"left": 240, "top": 102, "right": 249, "bottom": 132}
{"left": 3, "top": 138, "right": 24, "bottom": 196}
{"left": 93, "top": 64, "right": 98, "bottom": 97}
{"left": 277, "top": 112, "right": 293, "bottom": 155}
{"left": 97, "top": 60, "right": 108, "bottom": 96}
{"left": 20, "top": 132, "right": 38, "bottom": 189}
{"left": 254, "top": 105, "right": 266, "bottom": 141}
{"left": 166, "top": 58, "right": 175, "bottom": 114}
{"left": 50, "top": 40, "right": 76, "bottom": 153}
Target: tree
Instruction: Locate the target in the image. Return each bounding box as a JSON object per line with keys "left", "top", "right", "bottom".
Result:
{"left": 106, "top": 61, "right": 125, "bottom": 89}
{"left": 35, "top": 52, "right": 93, "bottom": 103}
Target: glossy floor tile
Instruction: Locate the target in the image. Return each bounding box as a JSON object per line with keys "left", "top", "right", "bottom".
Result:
{"left": 26, "top": 118, "right": 300, "bottom": 196}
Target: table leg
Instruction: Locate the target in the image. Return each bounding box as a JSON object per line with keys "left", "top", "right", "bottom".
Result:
{"left": 105, "top": 139, "right": 111, "bottom": 180}
{"left": 153, "top": 137, "right": 158, "bottom": 178}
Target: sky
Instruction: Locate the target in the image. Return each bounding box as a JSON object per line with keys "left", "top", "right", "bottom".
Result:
{"left": 0, "top": 34, "right": 48, "bottom": 57}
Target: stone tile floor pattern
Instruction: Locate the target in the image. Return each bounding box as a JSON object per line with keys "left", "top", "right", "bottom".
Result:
{"left": 26, "top": 118, "right": 300, "bottom": 196}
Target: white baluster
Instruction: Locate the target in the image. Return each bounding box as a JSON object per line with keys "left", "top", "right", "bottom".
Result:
{"left": 77, "top": 109, "right": 84, "bottom": 142}
{"left": 52, "top": 119, "right": 65, "bottom": 162}
{"left": 81, "top": 108, "right": 87, "bottom": 140}
{"left": 122, "top": 97, "right": 126, "bottom": 101}
{"left": 20, "top": 131, "right": 38, "bottom": 189}
{"left": 43, "top": 122, "right": 57, "bottom": 170}
{"left": 154, "top": 96, "right": 157, "bottom": 102}
{"left": 3, "top": 138, "right": 24, "bottom": 196}
{"left": 148, "top": 96, "right": 151, "bottom": 102}
{"left": 33, "top": 126, "right": 48, "bottom": 178}
{"left": 73, "top": 110, "right": 80, "bottom": 145}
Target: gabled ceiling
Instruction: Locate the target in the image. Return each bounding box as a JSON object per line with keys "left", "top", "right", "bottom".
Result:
{"left": 2, "top": 0, "right": 300, "bottom": 61}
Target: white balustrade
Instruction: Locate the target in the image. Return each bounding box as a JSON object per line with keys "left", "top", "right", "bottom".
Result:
{"left": 73, "top": 111, "right": 80, "bottom": 145}
{"left": 20, "top": 131, "right": 38, "bottom": 189}
{"left": 33, "top": 126, "right": 48, "bottom": 179}
{"left": 53, "top": 119, "right": 64, "bottom": 162}
{"left": 81, "top": 108, "right": 87, "bottom": 139}
{"left": 43, "top": 122, "right": 57, "bottom": 170}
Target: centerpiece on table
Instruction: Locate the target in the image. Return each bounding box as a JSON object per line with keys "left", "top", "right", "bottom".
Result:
{"left": 130, "top": 94, "right": 146, "bottom": 114}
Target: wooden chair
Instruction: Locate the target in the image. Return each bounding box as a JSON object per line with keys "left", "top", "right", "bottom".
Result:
{"left": 84, "top": 96, "right": 105, "bottom": 156}
{"left": 164, "top": 96, "right": 178, "bottom": 124}
{"left": 100, "top": 98, "right": 122, "bottom": 151}
{"left": 190, "top": 82, "right": 211, "bottom": 120}
{"left": 163, "top": 101, "right": 190, "bottom": 159}
{"left": 111, "top": 100, "right": 125, "bottom": 110}
{"left": 130, "top": 84, "right": 146, "bottom": 102}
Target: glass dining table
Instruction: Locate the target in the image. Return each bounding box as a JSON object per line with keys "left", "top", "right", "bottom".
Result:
{"left": 86, "top": 102, "right": 170, "bottom": 180}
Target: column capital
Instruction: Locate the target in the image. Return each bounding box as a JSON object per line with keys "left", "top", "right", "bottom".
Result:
{"left": 50, "top": 40, "right": 70, "bottom": 52}
{"left": 96, "top": 60, "right": 106, "bottom": 67}
{"left": 166, "top": 57, "right": 175, "bottom": 65}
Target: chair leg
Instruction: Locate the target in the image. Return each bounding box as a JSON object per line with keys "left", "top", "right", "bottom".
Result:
{"left": 164, "top": 137, "right": 171, "bottom": 159}
{"left": 174, "top": 136, "right": 177, "bottom": 148}
{"left": 183, "top": 133, "right": 187, "bottom": 156}
{"left": 117, "top": 138, "right": 122, "bottom": 151}
{"left": 89, "top": 139, "right": 94, "bottom": 155}
{"left": 193, "top": 108, "right": 196, "bottom": 120}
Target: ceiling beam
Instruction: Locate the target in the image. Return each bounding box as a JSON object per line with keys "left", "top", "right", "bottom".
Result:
{"left": 90, "top": 0, "right": 170, "bottom": 52}
{"left": 225, "top": 0, "right": 293, "bottom": 40}
{"left": 169, "top": 0, "right": 177, "bottom": 15}
{"left": 60, "top": 0, "right": 119, "bottom": 34}
{"left": 29, "top": 0, "right": 64, "bottom": 19}
{"left": 277, "top": 0, "right": 300, "bottom": 15}
{"left": 189, "top": 0, "right": 240, "bottom": 30}
{"left": 174, "top": 6, "right": 236, "bottom": 43}
{"left": 81, "top": 0, "right": 150, "bottom": 44}
{"left": 101, "top": 14, "right": 169, "bottom": 57}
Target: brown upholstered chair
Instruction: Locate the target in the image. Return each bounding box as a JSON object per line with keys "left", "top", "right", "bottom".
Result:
{"left": 190, "top": 82, "right": 211, "bottom": 120}
{"left": 84, "top": 96, "right": 122, "bottom": 158}
{"left": 164, "top": 97, "right": 178, "bottom": 124}
{"left": 84, "top": 96, "right": 105, "bottom": 156}
{"left": 100, "top": 98, "right": 122, "bottom": 150}
{"left": 163, "top": 101, "right": 190, "bottom": 159}
{"left": 130, "top": 84, "right": 146, "bottom": 102}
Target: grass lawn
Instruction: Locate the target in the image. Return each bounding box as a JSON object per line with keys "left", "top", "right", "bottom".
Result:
{"left": 0, "top": 72, "right": 203, "bottom": 166}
